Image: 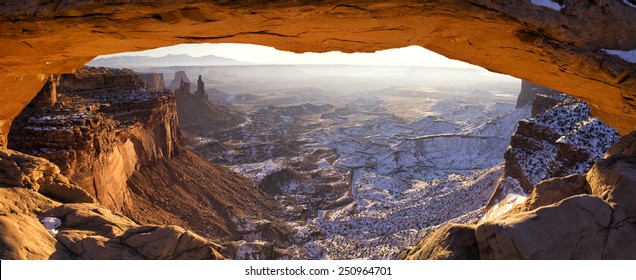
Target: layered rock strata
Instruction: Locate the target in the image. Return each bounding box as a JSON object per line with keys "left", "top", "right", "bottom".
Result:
{"left": 9, "top": 67, "right": 179, "bottom": 212}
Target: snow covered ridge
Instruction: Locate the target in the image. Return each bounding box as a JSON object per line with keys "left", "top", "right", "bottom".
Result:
{"left": 529, "top": 98, "right": 619, "bottom": 175}
{"left": 531, "top": 0, "right": 564, "bottom": 11}
{"left": 602, "top": 49, "right": 636, "bottom": 63}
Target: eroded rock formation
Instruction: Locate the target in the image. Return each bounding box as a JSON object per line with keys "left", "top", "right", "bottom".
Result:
{"left": 138, "top": 72, "right": 166, "bottom": 91}
{"left": 168, "top": 71, "right": 192, "bottom": 91}
{"left": 1, "top": 0, "right": 636, "bottom": 148}
{"left": 173, "top": 72, "right": 245, "bottom": 135}
{"left": 402, "top": 131, "right": 636, "bottom": 260}
{"left": 9, "top": 67, "right": 180, "bottom": 211}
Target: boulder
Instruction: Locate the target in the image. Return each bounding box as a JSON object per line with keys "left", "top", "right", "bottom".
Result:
{"left": 0, "top": 187, "right": 69, "bottom": 260}
{"left": 477, "top": 195, "right": 612, "bottom": 259}
{"left": 415, "top": 130, "right": 636, "bottom": 260}
{"left": 399, "top": 224, "right": 478, "bottom": 260}
{"left": 45, "top": 203, "right": 225, "bottom": 260}
{"left": 512, "top": 174, "right": 590, "bottom": 213}
{"left": 587, "top": 154, "right": 636, "bottom": 220}
{"left": 0, "top": 149, "right": 95, "bottom": 203}
{"left": 605, "top": 130, "right": 636, "bottom": 158}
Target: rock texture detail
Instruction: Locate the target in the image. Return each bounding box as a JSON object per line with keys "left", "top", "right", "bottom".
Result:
{"left": 45, "top": 204, "right": 226, "bottom": 260}
{"left": 1, "top": 0, "right": 636, "bottom": 147}
{"left": 0, "top": 149, "right": 95, "bottom": 204}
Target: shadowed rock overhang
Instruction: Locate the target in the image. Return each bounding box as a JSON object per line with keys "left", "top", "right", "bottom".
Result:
{"left": 1, "top": 0, "right": 635, "bottom": 147}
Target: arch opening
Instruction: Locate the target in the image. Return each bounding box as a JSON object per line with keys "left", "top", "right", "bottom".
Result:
{"left": 1, "top": 0, "right": 635, "bottom": 149}
{"left": 1, "top": 0, "right": 636, "bottom": 261}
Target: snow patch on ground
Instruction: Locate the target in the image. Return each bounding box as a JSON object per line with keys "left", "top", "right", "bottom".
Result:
{"left": 603, "top": 48, "right": 636, "bottom": 63}
{"left": 40, "top": 217, "right": 62, "bottom": 235}
{"left": 230, "top": 159, "right": 285, "bottom": 181}
{"left": 308, "top": 164, "right": 506, "bottom": 259}
{"left": 531, "top": 0, "right": 564, "bottom": 11}
{"left": 484, "top": 177, "right": 527, "bottom": 220}
{"left": 235, "top": 240, "right": 269, "bottom": 260}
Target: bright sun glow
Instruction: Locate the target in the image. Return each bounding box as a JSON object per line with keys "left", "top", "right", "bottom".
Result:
{"left": 98, "top": 43, "right": 482, "bottom": 69}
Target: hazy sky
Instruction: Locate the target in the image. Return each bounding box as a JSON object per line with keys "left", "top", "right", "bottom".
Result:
{"left": 99, "top": 43, "right": 482, "bottom": 68}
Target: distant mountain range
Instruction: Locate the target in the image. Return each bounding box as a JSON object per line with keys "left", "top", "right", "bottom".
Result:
{"left": 88, "top": 54, "right": 252, "bottom": 67}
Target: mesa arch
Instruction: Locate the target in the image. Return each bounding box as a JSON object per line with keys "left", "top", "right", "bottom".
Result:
{"left": 1, "top": 0, "right": 635, "bottom": 148}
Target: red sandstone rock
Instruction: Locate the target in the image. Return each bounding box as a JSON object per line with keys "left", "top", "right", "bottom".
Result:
{"left": 1, "top": 0, "right": 635, "bottom": 145}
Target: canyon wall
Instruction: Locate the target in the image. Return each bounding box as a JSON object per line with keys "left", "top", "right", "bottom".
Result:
{"left": 9, "top": 67, "right": 179, "bottom": 212}
{"left": 1, "top": 0, "right": 636, "bottom": 148}
{"left": 138, "top": 73, "right": 166, "bottom": 91}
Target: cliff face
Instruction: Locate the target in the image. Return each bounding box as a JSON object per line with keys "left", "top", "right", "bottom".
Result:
{"left": 515, "top": 80, "right": 562, "bottom": 110}
{"left": 9, "top": 67, "right": 180, "bottom": 212}
{"left": 138, "top": 73, "right": 166, "bottom": 91}
{"left": 1, "top": 0, "right": 635, "bottom": 146}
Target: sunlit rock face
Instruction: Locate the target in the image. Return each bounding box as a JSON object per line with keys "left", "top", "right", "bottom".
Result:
{"left": 1, "top": 0, "right": 635, "bottom": 147}
{"left": 8, "top": 67, "right": 179, "bottom": 211}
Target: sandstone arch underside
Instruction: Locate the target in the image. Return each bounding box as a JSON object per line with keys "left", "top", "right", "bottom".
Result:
{"left": 1, "top": 0, "right": 635, "bottom": 147}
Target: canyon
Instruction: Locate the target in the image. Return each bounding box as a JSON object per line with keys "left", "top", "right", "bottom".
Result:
{"left": 5, "top": 60, "right": 628, "bottom": 259}
{"left": 1, "top": 0, "right": 636, "bottom": 260}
